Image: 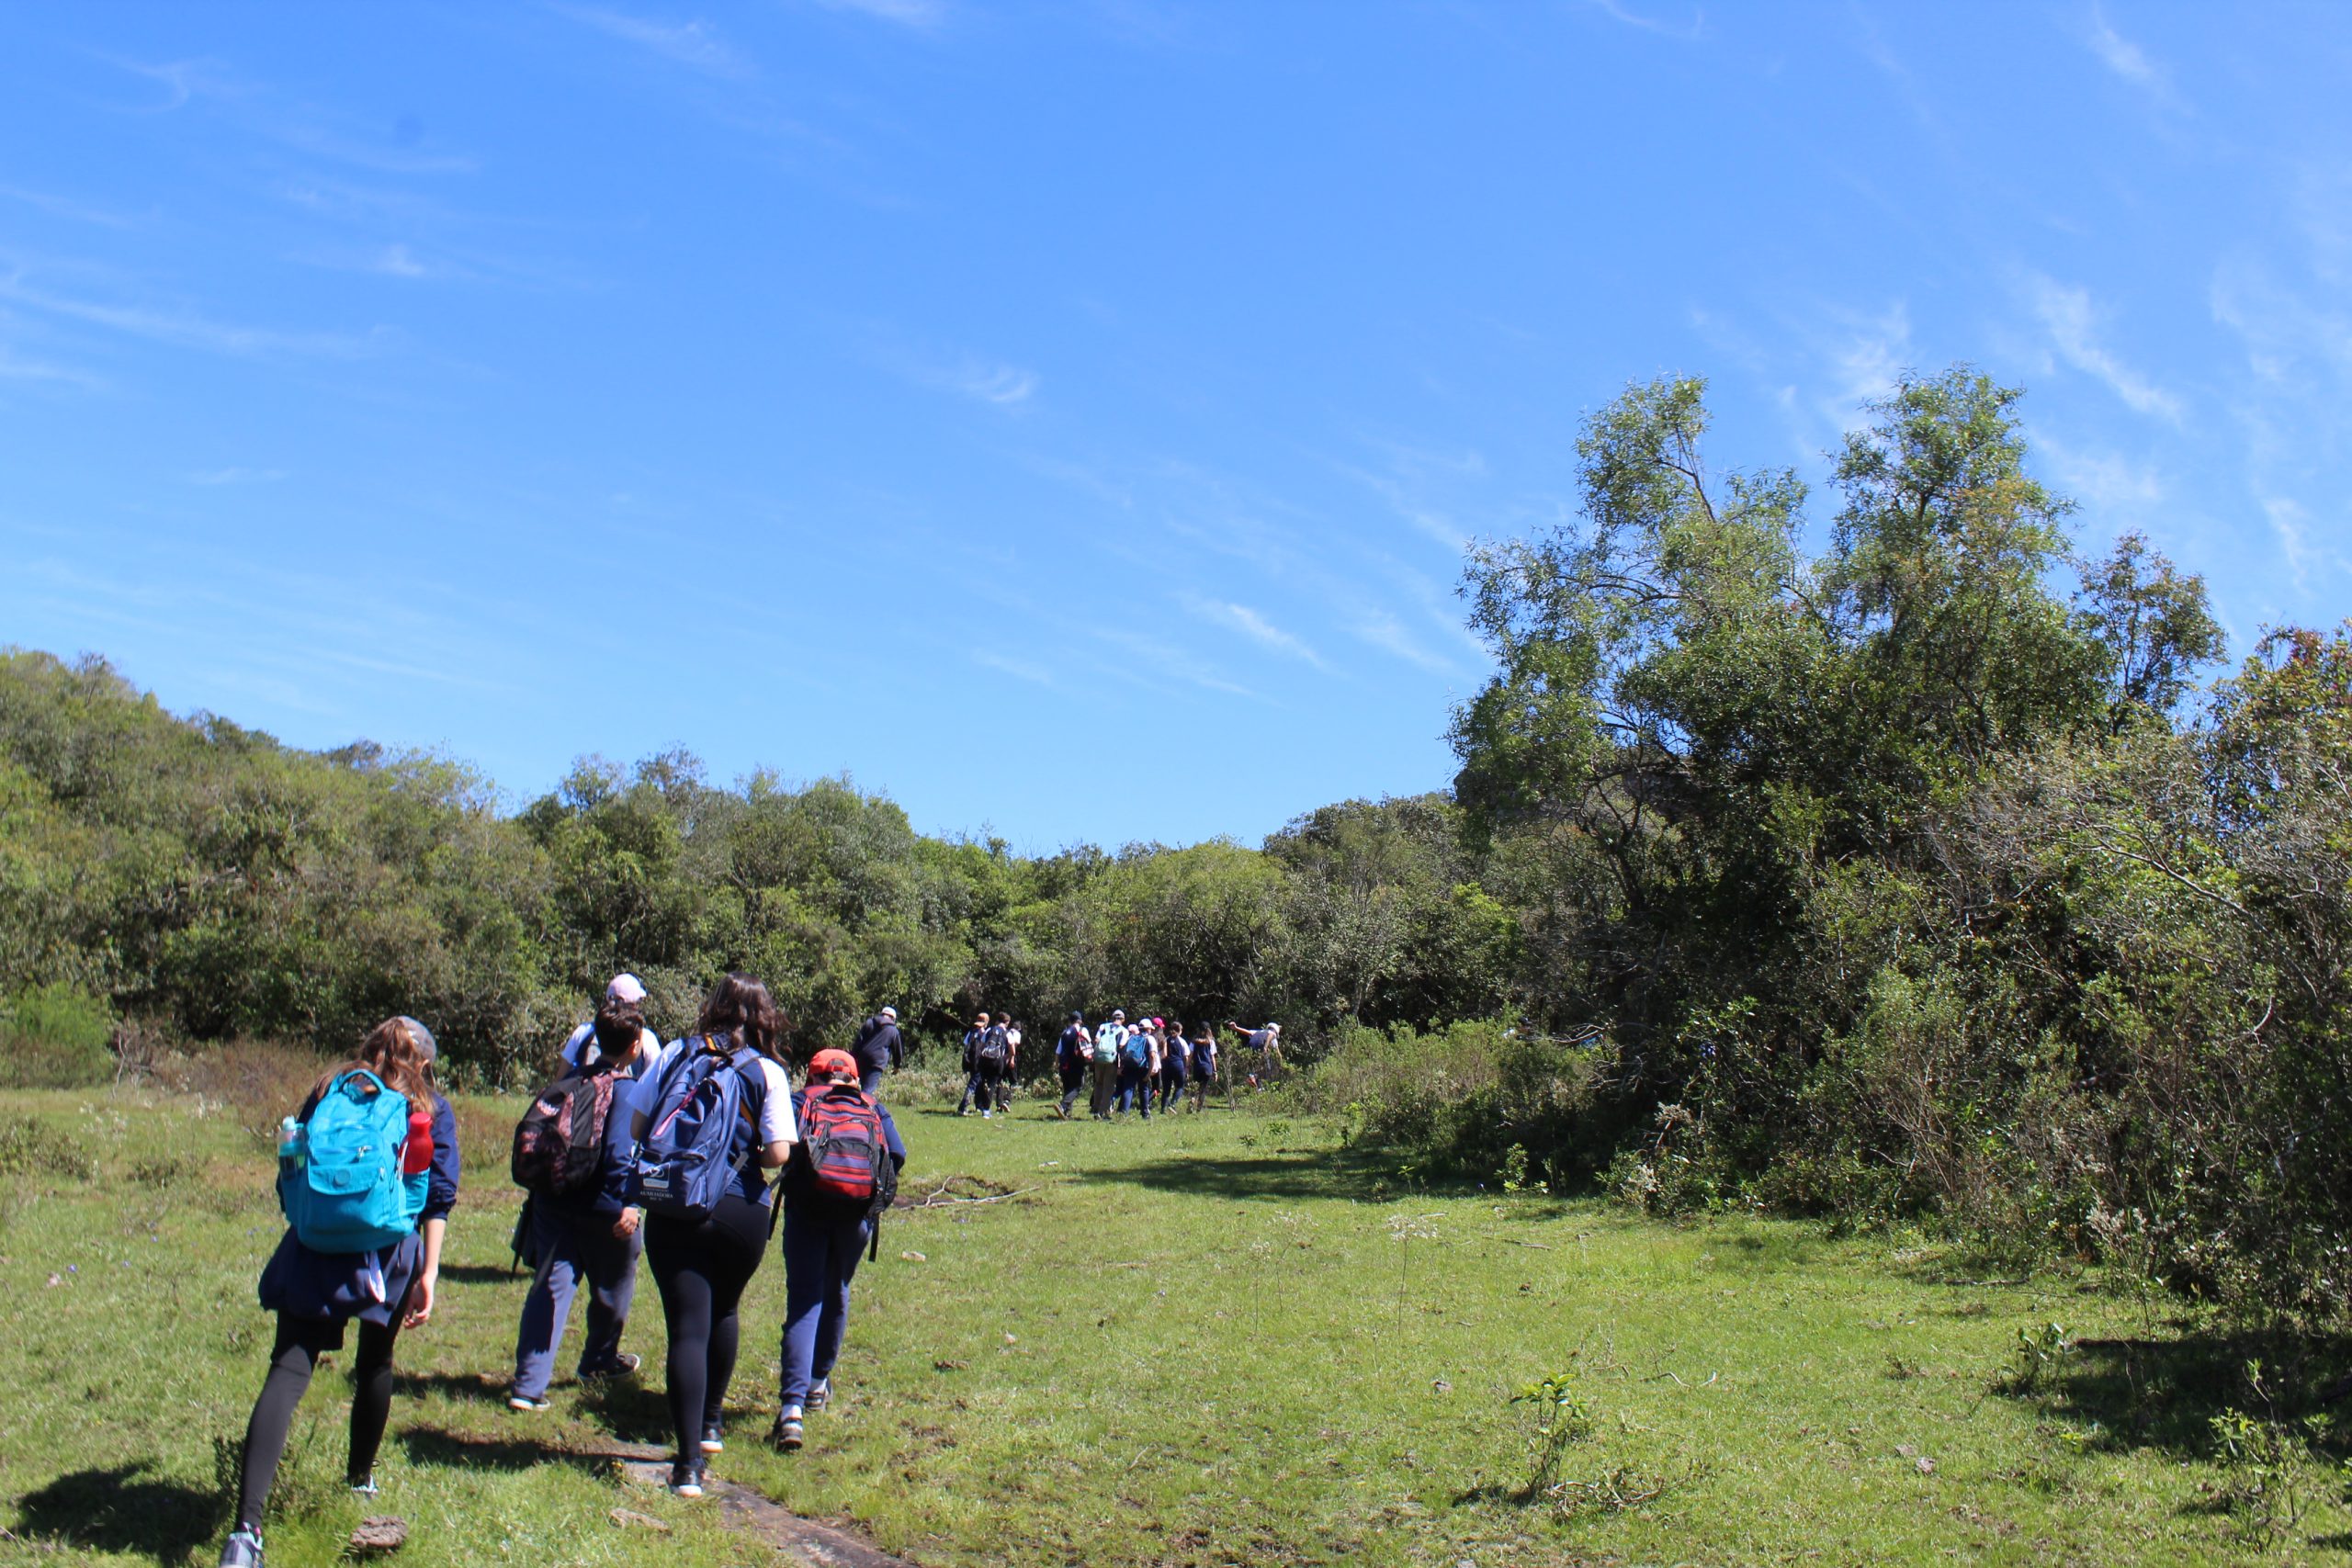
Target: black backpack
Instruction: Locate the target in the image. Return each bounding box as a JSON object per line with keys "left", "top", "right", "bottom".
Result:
{"left": 511, "top": 1067, "right": 620, "bottom": 1198}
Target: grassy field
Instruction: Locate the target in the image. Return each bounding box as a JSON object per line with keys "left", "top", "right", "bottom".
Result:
{"left": 2, "top": 1075, "right": 2347, "bottom": 1567}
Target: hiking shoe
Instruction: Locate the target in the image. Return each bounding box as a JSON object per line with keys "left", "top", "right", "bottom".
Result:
{"left": 807, "top": 1379, "right": 831, "bottom": 1412}
{"left": 577, "top": 1352, "right": 640, "bottom": 1380}
{"left": 346, "top": 1472, "right": 379, "bottom": 1499}
{"left": 669, "top": 1460, "right": 706, "bottom": 1498}
{"left": 219, "top": 1528, "right": 264, "bottom": 1567}
{"left": 770, "top": 1408, "right": 805, "bottom": 1451}
{"left": 700, "top": 1419, "right": 725, "bottom": 1454}
{"left": 507, "top": 1393, "right": 552, "bottom": 1413}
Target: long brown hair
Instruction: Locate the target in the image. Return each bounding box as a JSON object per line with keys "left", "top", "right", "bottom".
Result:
{"left": 311, "top": 1015, "right": 433, "bottom": 1109}
{"left": 696, "top": 973, "right": 787, "bottom": 1061}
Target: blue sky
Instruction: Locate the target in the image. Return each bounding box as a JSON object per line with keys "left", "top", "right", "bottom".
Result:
{"left": 1, "top": 3, "right": 2346, "bottom": 851}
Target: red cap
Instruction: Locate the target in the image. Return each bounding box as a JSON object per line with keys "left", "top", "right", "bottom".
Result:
{"left": 808, "top": 1049, "right": 859, "bottom": 1082}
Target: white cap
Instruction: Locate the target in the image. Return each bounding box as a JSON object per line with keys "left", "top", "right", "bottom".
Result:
{"left": 606, "top": 974, "right": 648, "bottom": 1004}
{"left": 879, "top": 1006, "right": 898, "bottom": 1021}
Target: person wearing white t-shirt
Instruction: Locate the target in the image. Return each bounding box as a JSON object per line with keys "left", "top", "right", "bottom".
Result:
{"left": 626, "top": 974, "right": 797, "bottom": 1498}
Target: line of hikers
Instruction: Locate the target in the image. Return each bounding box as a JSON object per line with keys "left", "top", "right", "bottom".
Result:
{"left": 217, "top": 973, "right": 907, "bottom": 1568}
{"left": 1051, "top": 1010, "right": 1284, "bottom": 1121}
{"left": 945, "top": 1009, "right": 1284, "bottom": 1121}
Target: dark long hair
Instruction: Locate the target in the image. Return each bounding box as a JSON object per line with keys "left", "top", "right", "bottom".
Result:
{"left": 696, "top": 973, "right": 786, "bottom": 1060}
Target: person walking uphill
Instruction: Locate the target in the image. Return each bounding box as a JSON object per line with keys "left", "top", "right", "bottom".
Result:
{"left": 628, "top": 974, "right": 797, "bottom": 1498}
{"left": 771, "top": 1049, "right": 906, "bottom": 1452}
{"left": 1090, "top": 1010, "right": 1125, "bottom": 1120}
{"left": 219, "top": 1016, "right": 458, "bottom": 1568}
{"left": 507, "top": 995, "right": 649, "bottom": 1411}
{"left": 1055, "top": 1012, "right": 1091, "bottom": 1119}
{"left": 1114, "top": 1017, "right": 1160, "bottom": 1119}
{"left": 958, "top": 1012, "right": 1012, "bottom": 1118}
{"left": 849, "top": 1005, "right": 903, "bottom": 1096}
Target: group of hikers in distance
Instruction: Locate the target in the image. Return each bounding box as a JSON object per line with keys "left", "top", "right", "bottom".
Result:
{"left": 947, "top": 1007, "right": 1285, "bottom": 1120}
{"left": 215, "top": 973, "right": 906, "bottom": 1568}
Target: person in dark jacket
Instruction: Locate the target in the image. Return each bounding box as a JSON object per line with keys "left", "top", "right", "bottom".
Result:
{"left": 219, "top": 1016, "right": 459, "bottom": 1568}
{"left": 848, "top": 1005, "right": 903, "bottom": 1095}
{"left": 1054, "top": 1011, "right": 1091, "bottom": 1119}
{"left": 1157, "top": 1020, "right": 1191, "bottom": 1114}
{"left": 771, "top": 1049, "right": 906, "bottom": 1452}
{"left": 508, "top": 997, "right": 650, "bottom": 1409}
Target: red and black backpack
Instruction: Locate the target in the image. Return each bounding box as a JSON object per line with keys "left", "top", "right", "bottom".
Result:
{"left": 794, "top": 1082, "right": 897, "bottom": 1224}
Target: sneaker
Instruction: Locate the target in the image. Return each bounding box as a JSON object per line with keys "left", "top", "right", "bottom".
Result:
{"left": 508, "top": 1393, "right": 552, "bottom": 1413}
{"left": 769, "top": 1407, "right": 805, "bottom": 1451}
{"left": 981, "top": 1110, "right": 993, "bottom": 1119}
{"left": 700, "top": 1419, "right": 725, "bottom": 1454}
{"left": 346, "top": 1472, "right": 379, "bottom": 1499}
{"left": 578, "top": 1352, "right": 640, "bottom": 1380}
{"left": 807, "top": 1379, "right": 831, "bottom": 1413}
{"left": 219, "top": 1527, "right": 265, "bottom": 1568}
{"left": 669, "top": 1460, "right": 706, "bottom": 1498}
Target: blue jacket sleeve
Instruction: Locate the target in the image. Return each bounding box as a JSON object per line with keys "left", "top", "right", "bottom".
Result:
{"left": 423, "top": 1094, "right": 460, "bottom": 1223}
{"left": 877, "top": 1103, "right": 908, "bottom": 1171}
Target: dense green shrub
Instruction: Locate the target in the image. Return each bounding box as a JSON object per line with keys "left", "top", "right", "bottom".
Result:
{"left": 0, "top": 983, "right": 114, "bottom": 1089}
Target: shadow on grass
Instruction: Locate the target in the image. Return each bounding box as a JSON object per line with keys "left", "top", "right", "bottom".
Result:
{"left": 399, "top": 1369, "right": 512, "bottom": 1405}
{"left": 13, "top": 1461, "right": 226, "bottom": 1565}
{"left": 437, "top": 1261, "right": 527, "bottom": 1285}
{"left": 1085, "top": 1147, "right": 1395, "bottom": 1204}
{"left": 2008, "top": 1329, "right": 2352, "bottom": 1456}
{"left": 578, "top": 1373, "right": 676, "bottom": 1446}
{"left": 396, "top": 1427, "right": 641, "bottom": 1474}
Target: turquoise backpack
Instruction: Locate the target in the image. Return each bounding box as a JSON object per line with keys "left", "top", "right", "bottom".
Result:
{"left": 282, "top": 1069, "right": 425, "bottom": 1254}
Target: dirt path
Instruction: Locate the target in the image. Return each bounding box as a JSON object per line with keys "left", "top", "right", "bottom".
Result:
{"left": 601, "top": 1450, "right": 916, "bottom": 1568}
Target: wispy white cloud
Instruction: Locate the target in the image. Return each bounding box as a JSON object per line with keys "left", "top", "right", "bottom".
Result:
{"left": 548, "top": 4, "right": 753, "bottom": 77}
{"left": 808, "top": 0, "right": 946, "bottom": 28}
{"left": 1579, "top": 0, "right": 1705, "bottom": 43}
{"left": 1186, "top": 597, "right": 1329, "bottom": 671}
{"left": 1351, "top": 610, "right": 1461, "bottom": 676}
{"left": 372, "top": 244, "right": 436, "bottom": 279}
{"left": 2031, "top": 431, "right": 2164, "bottom": 513}
{"left": 1092, "top": 625, "right": 1257, "bottom": 699}
{"left": 973, "top": 649, "right": 1056, "bottom": 686}
{"left": 919, "top": 357, "right": 1037, "bottom": 407}
{"left": 0, "top": 345, "right": 102, "bottom": 389}
{"left": 0, "top": 275, "right": 384, "bottom": 360}
{"left": 188, "top": 467, "right": 288, "bottom": 486}
{"left": 100, "top": 55, "right": 232, "bottom": 114}
{"left": 2262, "top": 495, "right": 2311, "bottom": 589}
{"left": 0, "top": 185, "right": 144, "bottom": 229}
{"left": 1825, "top": 299, "right": 1912, "bottom": 414}
{"left": 2085, "top": 4, "right": 2179, "bottom": 107}
{"left": 98, "top": 55, "right": 476, "bottom": 174}
{"left": 2024, "top": 274, "right": 2184, "bottom": 422}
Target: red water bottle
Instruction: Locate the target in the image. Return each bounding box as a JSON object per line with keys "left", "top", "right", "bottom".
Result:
{"left": 402, "top": 1107, "right": 434, "bottom": 1176}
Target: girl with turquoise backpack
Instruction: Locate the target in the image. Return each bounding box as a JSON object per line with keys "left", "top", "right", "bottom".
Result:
{"left": 219, "top": 1016, "right": 459, "bottom": 1568}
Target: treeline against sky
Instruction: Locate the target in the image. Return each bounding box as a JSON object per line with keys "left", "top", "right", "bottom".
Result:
{"left": 0, "top": 648, "right": 1514, "bottom": 1084}
{"left": 4, "top": 364, "right": 2346, "bottom": 1316}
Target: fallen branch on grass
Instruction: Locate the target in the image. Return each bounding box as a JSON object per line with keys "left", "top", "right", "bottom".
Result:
{"left": 912, "top": 1185, "right": 1040, "bottom": 1209}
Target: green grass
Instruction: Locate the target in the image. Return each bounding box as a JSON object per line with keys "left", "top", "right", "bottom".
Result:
{"left": 3, "top": 1082, "right": 2347, "bottom": 1565}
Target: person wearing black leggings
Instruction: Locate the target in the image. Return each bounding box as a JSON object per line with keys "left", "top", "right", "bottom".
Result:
{"left": 222, "top": 1017, "right": 459, "bottom": 1568}
{"left": 628, "top": 974, "right": 797, "bottom": 1496}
